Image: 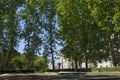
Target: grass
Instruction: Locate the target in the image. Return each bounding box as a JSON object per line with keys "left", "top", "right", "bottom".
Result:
{"left": 85, "top": 72, "right": 120, "bottom": 77}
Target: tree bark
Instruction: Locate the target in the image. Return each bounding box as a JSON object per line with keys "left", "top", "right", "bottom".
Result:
{"left": 4, "top": 1, "right": 15, "bottom": 70}
{"left": 51, "top": 47, "right": 55, "bottom": 71}
{"left": 85, "top": 56, "right": 88, "bottom": 69}
{"left": 74, "top": 54, "right": 78, "bottom": 72}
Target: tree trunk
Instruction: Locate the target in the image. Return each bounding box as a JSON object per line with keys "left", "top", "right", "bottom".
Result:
{"left": 51, "top": 47, "right": 55, "bottom": 71}
{"left": 74, "top": 55, "right": 78, "bottom": 72}
{"left": 4, "top": 1, "right": 15, "bottom": 70}
{"left": 85, "top": 56, "right": 88, "bottom": 69}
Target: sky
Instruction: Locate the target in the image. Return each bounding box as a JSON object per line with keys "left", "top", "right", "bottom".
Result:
{"left": 18, "top": 39, "right": 25, "bottom": 54}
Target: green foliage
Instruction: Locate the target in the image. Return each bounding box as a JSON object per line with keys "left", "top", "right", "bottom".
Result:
{"left": 56, "top": 0, "right": 120, "bottom": 69}
{"left": 0, "top": 0, "right": 25, "bottom": 70}
{"left": 10, "top": 56, "right": 25, "bottom": 70}
{"left": 0, "top": 0, "right": 120, "bottom": 71}
{"left": 92, "top": 67, "right": 120, "bottom": 72}
{"left": 34, "top": 57, "right": 48, "bottom": 72}
{"left": 40, "top": 0, "right": 58, "bottom": 70}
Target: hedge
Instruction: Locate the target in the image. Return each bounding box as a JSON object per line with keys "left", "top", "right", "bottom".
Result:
{"left": 48, "top": 68, "right": 92, "bottom": 72}
{"left": 0, "top": 70, "right": 34, "bottom": 74}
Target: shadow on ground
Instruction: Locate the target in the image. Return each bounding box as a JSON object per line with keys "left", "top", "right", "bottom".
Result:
{"left": 0, "top": 73, "right": 120, "bottom": 80}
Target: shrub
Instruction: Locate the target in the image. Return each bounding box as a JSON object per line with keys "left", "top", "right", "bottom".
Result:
{"left": 34, "top": 57, "right": 48, "bottom": 72}
{"left": 10, "top": 56, "right": 25, "bottom": 70}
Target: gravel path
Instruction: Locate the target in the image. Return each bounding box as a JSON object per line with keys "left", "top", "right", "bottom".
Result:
{"left": 0, "top": 72, "right": 120, "bottom": 80}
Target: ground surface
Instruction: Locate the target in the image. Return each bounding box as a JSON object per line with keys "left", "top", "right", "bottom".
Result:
{"left": 0, "top": 72, "right": 120, "bottom": 80}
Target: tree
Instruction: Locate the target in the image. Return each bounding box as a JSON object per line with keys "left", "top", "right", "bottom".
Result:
{"left": 20, "top": 0, "right": 42, "bottom": 69}
{"left": 0, "top": 0, "right": 24, "bottom": 70}
{"left": 56, "top": 0, "right": 84, "bottom": 70}
{"left": 56, "top": 0, "right": 120, "bottom": 69}
{"left": 87, "top": 0, "right": 120, "bottom": 66}
{"left": 41, "top": 0, "right": 58, "bottom": 70}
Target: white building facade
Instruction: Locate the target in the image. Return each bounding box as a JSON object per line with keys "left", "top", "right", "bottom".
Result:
{"left": 48, "top": 53, "right": 114, "bottom": 69}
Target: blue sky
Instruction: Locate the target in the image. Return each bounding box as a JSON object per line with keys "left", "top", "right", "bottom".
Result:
{"left": 18, "top": 39, "right": 25, "bottom": 54}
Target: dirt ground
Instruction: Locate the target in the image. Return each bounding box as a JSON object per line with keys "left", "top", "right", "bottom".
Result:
{"left": 0, "top": 72, "right": 120, "bottom": 80}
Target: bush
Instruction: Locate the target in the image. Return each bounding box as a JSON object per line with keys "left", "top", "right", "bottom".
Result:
{"left": 92, "top": 67, "right": 120, "bottom": 72}
{"left": 10, "top": 56, "right": 25, "bottom": 70}
{"left": 34, "top": 57, "right": 48, "bottom": 72}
